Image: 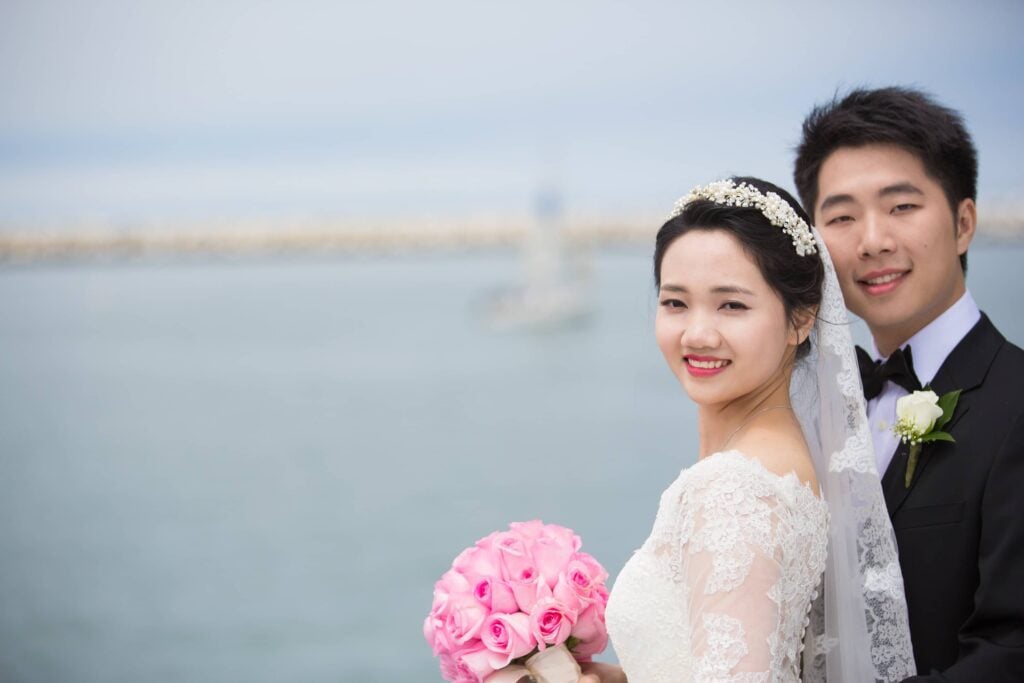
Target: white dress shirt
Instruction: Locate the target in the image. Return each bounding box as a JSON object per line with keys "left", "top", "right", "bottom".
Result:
{"left": 867, "top": 290, "right": 981, "bottom": 476}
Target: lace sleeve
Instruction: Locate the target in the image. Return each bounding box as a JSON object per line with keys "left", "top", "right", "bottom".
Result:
{"left": 680, "top": 474, "right": 783, "bottom": 681}
{"left": 683, "top": 534, "right": 781, "bottom": 680}
{"left": 663, "top": 453, "right": 827, "bottom": 682}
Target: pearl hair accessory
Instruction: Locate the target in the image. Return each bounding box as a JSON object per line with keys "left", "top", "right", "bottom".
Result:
{"left": 670, "top": 179, "right": 819, "bottom": 257}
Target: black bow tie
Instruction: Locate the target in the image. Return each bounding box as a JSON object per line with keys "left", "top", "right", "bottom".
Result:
{"left": 856, "top": 345, "right": 922, "bottom": 400}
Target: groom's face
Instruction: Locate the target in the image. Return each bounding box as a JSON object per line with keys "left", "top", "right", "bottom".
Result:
{"left": 812, "top": 143, "right": 975, "bottom": 354}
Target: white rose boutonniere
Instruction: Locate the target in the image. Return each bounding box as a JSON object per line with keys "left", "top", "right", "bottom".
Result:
{"left": 893, "top": 388, "right": 961, "bottom": 488}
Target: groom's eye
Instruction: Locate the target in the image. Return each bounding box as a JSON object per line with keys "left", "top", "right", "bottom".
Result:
{"left": 825, "top": 214, "right": 854, "bottom": 226}
{"left": 892, "top": 203, "right": 918, "bottom": 213}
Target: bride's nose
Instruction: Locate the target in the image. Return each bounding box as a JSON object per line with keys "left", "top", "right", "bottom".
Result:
{"left": 681, "top": 310, "right": 721, "bottom": 349}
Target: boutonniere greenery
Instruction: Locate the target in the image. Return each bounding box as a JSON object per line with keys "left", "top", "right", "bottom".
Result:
{"left": 892, "top": 388, "right": 961, "bottom": 488}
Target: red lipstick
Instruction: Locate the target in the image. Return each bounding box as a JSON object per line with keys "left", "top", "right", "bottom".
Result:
{"left": 683, "top": 355, "right": 731, "bottom": 377}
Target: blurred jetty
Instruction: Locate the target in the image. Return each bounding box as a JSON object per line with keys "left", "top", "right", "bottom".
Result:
{"left": 0, "top": 214, "right": 658, "bottom": 264}
{"left": 0, "top": 204, "right": 1022, "bottom": 265}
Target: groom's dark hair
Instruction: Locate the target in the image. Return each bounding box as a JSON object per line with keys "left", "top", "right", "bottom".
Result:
{"left": 794, "top": 86, "right": 977, "bottom": 272}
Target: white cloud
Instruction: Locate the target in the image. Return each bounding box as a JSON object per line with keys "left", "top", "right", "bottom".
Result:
{"left": 1, "top": 0, "right": 1022, "bottom": 220}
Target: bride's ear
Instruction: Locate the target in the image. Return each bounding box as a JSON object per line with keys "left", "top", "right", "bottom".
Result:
{"left": 789, "top": 306, "right": 818, "bottom": 347}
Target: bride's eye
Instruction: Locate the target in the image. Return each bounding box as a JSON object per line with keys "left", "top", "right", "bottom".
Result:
{"left": 721, "top": 301, "right": 749, "bottom": 311}
{"left": 660, "top": 298, "right": 686, "bottom": 309}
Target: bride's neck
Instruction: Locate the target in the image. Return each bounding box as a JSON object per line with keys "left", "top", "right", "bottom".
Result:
{"left": 697, "top": 377, "right": 793, "bottom": 459}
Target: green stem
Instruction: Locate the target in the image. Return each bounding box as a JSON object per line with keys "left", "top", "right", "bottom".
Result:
{"left": 905, "top": 443, "right": 921, "bottom": 488}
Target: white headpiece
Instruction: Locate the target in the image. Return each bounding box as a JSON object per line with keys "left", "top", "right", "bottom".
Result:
{"left": 669, "top": 179, "right": 818, "bottom": 257}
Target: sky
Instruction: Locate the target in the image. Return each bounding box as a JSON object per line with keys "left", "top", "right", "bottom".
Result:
{"left": 1, "top": 0, "right": 1022, "bottom": 225}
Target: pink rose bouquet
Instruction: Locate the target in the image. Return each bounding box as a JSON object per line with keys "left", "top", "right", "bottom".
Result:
{"left": 424, "top": 520, "right": 610, "bottom": 683}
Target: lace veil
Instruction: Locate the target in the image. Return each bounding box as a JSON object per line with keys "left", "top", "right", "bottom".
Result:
{"left": 793, "top": 228, "right": 916, "bottom": 681}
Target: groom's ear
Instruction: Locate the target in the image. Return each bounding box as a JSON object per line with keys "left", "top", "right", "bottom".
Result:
{"left": 955, "top": 198, "right": 977, "bottom": 254}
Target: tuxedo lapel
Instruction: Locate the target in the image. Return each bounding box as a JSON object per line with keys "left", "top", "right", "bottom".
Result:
{"left": 883, "top": 314, "right": 1003, "bottom": 516}
{"left": 929, "top": 313, "right": 1002, "bottom": 406}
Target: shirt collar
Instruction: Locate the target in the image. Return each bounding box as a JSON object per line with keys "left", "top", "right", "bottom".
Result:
{"left": 871, "top": 290, "right": 981, "bottom": 385}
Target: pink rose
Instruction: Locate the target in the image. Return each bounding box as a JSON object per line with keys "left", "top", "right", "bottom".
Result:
{"left": 426, "top": 568, "right": 479, "bottom": 654}
{"left": 531, "top": 537, "right": 576, "bottom": 589}
{"left": 593, "top": 583, "right": 609, "bottom": 607}
{"left": 439, "top": 655, "right": 475, "bottom": 683}
{"left": 423, "top": 614, "right": 441, "bottom": 654}
{"left": 508, "top": 519, "right": 547, "bottom": 542}
{"left": 569, "top": 603, "right": 608, "bottom": 658}
{"left": 453, "top": 545, "right": 502, "bottom": 583}
{"left": 529, "top": 597, "right": 577, "bottom": 650}
{"left": 563, "top": 554, "right": 609, "bottom": 606}
{"left": 425, "top": 583, "right": 458, "bottom": 655}
{"left": 440, "top": 643, "right": 493, "bottom": 683}
{"left": 437, "top": 568, "right": 473, "bottom": 598}
{"left": 577, "top": 552, "right": 609, "bottom": 583}
{"left": 473, "top": 577, "right": 519, "bottom": 614}
{"left": 480, "top": 612, "right": 535, "bottom": 669}
{"left": 425, "top": 610, "right": 454, "bottom": 655}
{"left": 542, "top": 524, "right": 582, "bottom": 554}
{"left": 549, "top": 574, "right": 583, "bottom": 616}
{"left": 507, "top": 565, "right": 551, "bottom": 614}
{"left": 444, "top": 593, "right": 489, "bottom": 647}
{"left": 509, "top": 521, "right": 581, "bottom": 552}
{"left": 492, "top": 531, "right": 533, "bottom": 581}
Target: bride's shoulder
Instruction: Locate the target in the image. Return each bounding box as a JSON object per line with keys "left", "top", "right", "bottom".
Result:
{"left": 715, "top": 431, "right": 819, "bottom": 495}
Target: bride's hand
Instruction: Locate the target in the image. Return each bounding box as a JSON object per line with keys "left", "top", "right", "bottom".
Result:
{"left": 578, "top": 661, "right": 626, "bottom": 683}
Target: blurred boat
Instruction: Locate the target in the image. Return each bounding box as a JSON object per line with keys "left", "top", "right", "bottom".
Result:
{"left": 484, "top": 186, "right": 592, "bottom": 331}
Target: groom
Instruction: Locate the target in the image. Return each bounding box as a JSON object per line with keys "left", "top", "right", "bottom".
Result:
{"left": 794, "top": 87, "right": 1024, "bottom": 680}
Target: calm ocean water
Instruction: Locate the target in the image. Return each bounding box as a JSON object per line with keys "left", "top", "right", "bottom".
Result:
{"left": 1, "top": 245, "right": 1022, "bottom": 682}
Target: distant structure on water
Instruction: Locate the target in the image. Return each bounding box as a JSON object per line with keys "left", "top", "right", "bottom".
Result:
{"left": 483, "top": 186, "right": 592, "bottom": 331}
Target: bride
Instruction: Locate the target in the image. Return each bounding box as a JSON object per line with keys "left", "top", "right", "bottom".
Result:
{"left": 580, "top": 178, "right": 916, "bottom": 682}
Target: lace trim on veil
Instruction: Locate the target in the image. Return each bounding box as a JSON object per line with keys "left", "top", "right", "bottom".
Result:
{"left": 794, "top": 229, "right": 916, "bottom": 682}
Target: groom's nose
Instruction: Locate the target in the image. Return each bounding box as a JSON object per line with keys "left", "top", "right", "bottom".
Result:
{"left": 858, "top": 210, "right": 897, "bottom": 258}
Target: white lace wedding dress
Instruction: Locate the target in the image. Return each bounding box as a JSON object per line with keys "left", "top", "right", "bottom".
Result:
{"left": 605, "top": 449, "right": 829, "bottom": 682}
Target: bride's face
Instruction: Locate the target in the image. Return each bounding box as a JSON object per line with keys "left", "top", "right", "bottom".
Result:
{"left": 656, "top": 229, "right": 800, "bottom": 407}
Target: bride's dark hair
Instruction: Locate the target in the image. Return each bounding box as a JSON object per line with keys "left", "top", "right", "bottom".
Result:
{"left": 654, "top": 176, "right": 825, "bottom": 359}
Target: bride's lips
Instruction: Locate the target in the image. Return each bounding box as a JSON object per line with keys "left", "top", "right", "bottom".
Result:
{"left": 857, "top": 268, "right": 909, "bottom": 296}
{"left": 683, "top": 355, "right": 731, "bottom": 377}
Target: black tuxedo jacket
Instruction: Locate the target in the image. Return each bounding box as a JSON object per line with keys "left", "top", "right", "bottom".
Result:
{"left": 881, "top": 314, "right": 1024, "bottom": 681}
